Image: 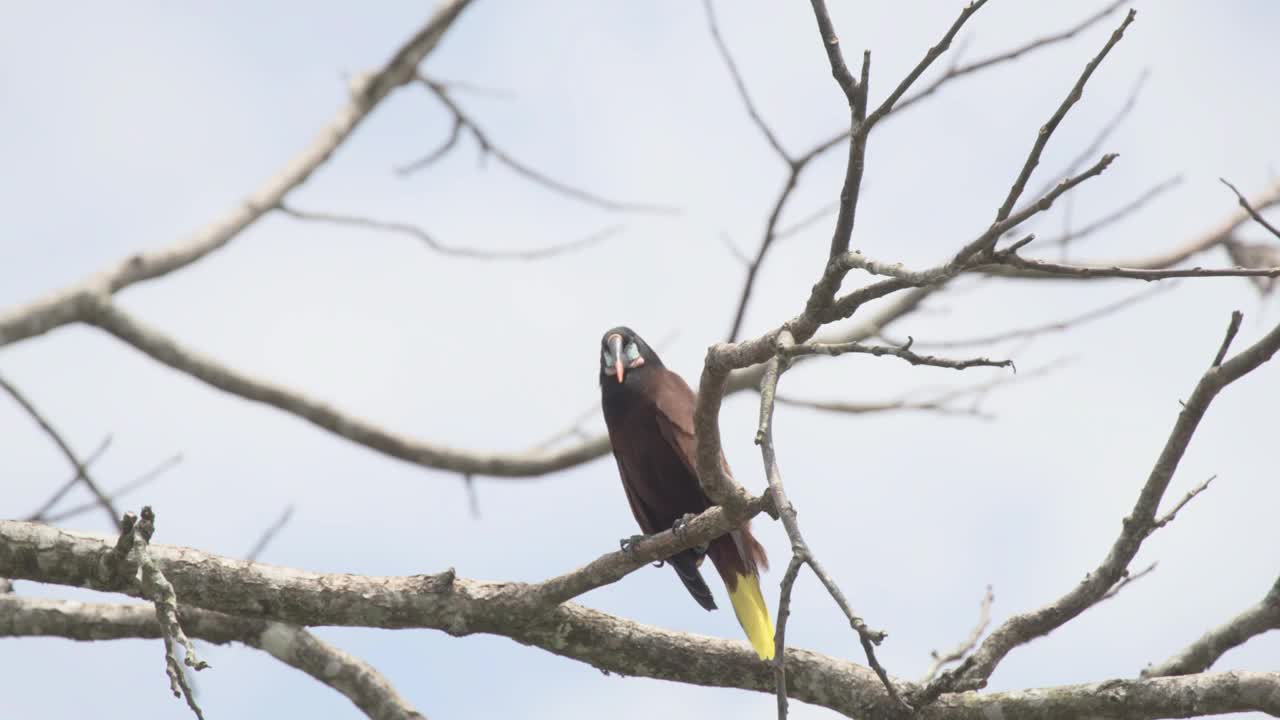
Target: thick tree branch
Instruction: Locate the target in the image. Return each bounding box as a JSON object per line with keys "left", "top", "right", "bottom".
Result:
{"left": 80, "top": 298, "right": 610, "bottom": 478}
{"left": 0, "top": 0, "right": 473, "bottom": 349}
{"left": 3, "top": 519, "right": 1279, "bottom": 719}
{"left": 0, "top": 597, "right": 425, "bottom": 720}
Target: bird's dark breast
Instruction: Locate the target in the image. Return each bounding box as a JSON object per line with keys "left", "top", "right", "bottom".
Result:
{"left": 602, "top": 381, "right": 710, "bottom": 533}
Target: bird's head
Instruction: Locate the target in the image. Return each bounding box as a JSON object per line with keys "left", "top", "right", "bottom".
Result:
{"left": 600, "top": 326, "right": 660, "bottom": 386}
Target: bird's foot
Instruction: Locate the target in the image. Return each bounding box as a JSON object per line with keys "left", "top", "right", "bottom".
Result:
{"left": 619, "top": 534, "right": 646, "bottom": 559}
{"left": 672, "top": 513, "right": 699, "bottom": 543}
{"left": 620, "top": 534, "right": 665, "bottom": 567}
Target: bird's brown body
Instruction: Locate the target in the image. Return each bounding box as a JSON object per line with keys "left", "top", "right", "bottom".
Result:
{"left": 599, "top": 327, "right": 774, "bottom": 658}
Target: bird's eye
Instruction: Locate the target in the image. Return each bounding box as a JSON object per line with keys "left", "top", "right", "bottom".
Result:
{"left": 602, "top": 349, "right": 615, "bottom": 366}
{"left": 625, "top": 342, "right": 640, "bottom": 361}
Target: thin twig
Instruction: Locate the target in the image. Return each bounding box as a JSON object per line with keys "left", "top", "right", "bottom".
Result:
{"left": 0, "top": 374, "right": 121, "bottom": 530}
{"left": 1040, "top": 175, "right": 1182, "bottom": 249}
{"left": 1222, "top": 178, "right": 1280, "bottom": 240}
{"left": 922, "top": 586, "right": 994, "bottom": 684}
{"left": 785, "top": 338, "right": 1013, "bottom": 371}
{"left": 1100, "top": 561, "right": 1158, "bottom": 602}
{"left": 775, "top": 201, "right": 840, "bottom": 240}
{"left": 279, "top": 204, "right": 621, "bottom": 260}
{"left": 1213, "top": 312, "right": 1244, "bottom": 367}
{"left": 43, "top": 453, "right": 185, "bottom": 525}
{"left": 1023, "top": 68, "right": 1149, "bottom": 206}
{"left": 893, "top": 284, "right": 1173, "bottom": 350}
{"left": 25, "top": 434, "right": 113, "bottom": 522}
{"left": 998, "top": 255, "right": 1280, "bottom": 281}
{"left": 894, "top": 0, "right": 1128, "bottom": 118}
{"left": 994, "top": 10, "right": 1136, "bottom": 224}
{"left": 1154, "top": 475, "right": 1217, "bottom": 529}
{"left": 703, "top": 0, "right": 790, "bottom": 162}
{"left": 245, "top": 505, "right": 296, "bottom": 562}
{"left": 400, "top": 75, "right": 676, "bottom": 214}
{"left": 756, "top": 331, "right": 908, "bottom": 714}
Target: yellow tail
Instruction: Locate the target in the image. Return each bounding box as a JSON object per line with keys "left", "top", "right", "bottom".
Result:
{"left": 727, "top": 572, "right": 775, "bottom": 660}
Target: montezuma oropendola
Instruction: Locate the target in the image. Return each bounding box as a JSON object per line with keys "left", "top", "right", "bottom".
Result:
{"left": 598, "top": 326, "right": 774, "bottom": 660}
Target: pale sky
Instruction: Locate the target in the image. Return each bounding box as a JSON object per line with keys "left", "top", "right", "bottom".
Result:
{"left": 3, "top": 2, "right": 1279, "bottom": 718}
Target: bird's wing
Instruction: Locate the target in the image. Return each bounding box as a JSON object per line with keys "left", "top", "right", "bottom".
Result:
{"left": 611, "top": 454, "right": 660, "bottom": 536}
{"left": 650, "top": 368, "right": 738, "bottom": 496}
{"left": 608, "top": 415, "right": 718, "bottom": 611}
{"left": 653, "top": 369, "right": 769, "bottom": 576}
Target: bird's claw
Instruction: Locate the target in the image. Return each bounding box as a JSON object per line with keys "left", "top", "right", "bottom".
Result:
{"left": 619, "top": 534, "right": 647, "bottom": 560}
{"left": 672, "top": 513, "right": 699, "bottom": 543}
{"left": 620, "top": 534, "right": 666, "bottom": 567}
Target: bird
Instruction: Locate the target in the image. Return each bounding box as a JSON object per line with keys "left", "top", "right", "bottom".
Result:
{"left": 598, "top": 326, "right": 774, "bottom": 660}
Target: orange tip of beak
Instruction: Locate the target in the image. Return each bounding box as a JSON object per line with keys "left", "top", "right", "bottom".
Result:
{"left": 614, "top": 360, "right": 625, "bottom": 383}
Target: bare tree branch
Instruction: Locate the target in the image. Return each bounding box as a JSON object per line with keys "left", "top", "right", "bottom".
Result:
{"left": 400, "top": 75, "right": 675, "bottom": 215}
{"left": 0, "top": 0, "right": 474, "bottom": 349}
{"left": 784, "top": 338, "right": 1013, "bottom": 371}
{"left": 1040, "top": 175, "right": 1182, "bottom": 251}
{"left": 1100, "top": 560, "right": 1158, "bottom": 602}
{"left": 1145, "top": 576, "right": 1280, "bottom": 678}
{"left": 720, "top": 2, "right": 1141, "bottom": 343}
{"left": 278, "top": 204, "right": 622, "bottom": 260}
{"left": 41, "top": 452, "right": 185, "bottom": 525}
{"left": 703, "top": 0, "right": 790, "bottom": 162}
{"left": 246, "top": 505, "right": 296, "bottom": 562}
{"left": 994, "top": 254, "right": 1280, "bottom": 281}
{"left": 893, "top": 284, "right": 1173, "bottom": 350}
{"left": 1022, "top": 68, "right": 1148, "bottom": 206}
{"left": 994, "top": 10, "right": 1135, "bottom": 224}
{"left": 922, "top": 586, "right": 994, "bottom": 684}
{"left": 777, "top": 358, "right": 1066, "bottom": 420}
{"left": 81, "top": 298, "right": 611, "bottom": 478}
{"left": 758, "top": 330, "right": 905, "bottom": 714}
{"left": 0, "top": 374, "right": 121, "bottom": 530}
{"left": 901, "top": 1, "right": 1130, "bottom": 117}
{"left": 0, "top": 597, "right": 425, "bottom": 720}
{"left": 1000, "top": 178, "right": 1280, "bottom": 275}
{"left": 1222, "top": 177, "right": 1280, "bottom": 240}
{"left": 3, "top": 518, "right": 1280, "bottom": 719}
{"left": 940, "top": 311, "right": 1280, "bottom": 692}
{"left": 24, "top": 434, "right": 113, "bottom": 522}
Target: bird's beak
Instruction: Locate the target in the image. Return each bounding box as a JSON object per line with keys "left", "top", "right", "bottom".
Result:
{"left": 610, "top": 334, "right": 625, "bottom": 383}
